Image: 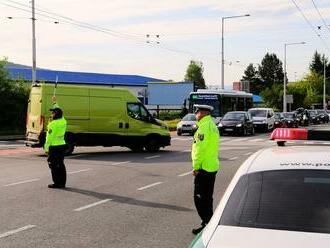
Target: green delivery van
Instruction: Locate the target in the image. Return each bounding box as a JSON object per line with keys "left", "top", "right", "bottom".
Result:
{"left": 26, "top": 83, "right": 171, "bottom": 154}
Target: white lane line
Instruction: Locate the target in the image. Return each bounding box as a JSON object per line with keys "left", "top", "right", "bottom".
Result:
{"left": 249, "top": 138, "right": 264, "bottom": 142}
{"left": 178, "top": 171, "right": 192, "bottom": 177}
{"left": 0, "top": 144, "right": 24, "bottom": 147}
{"left": 228, "top": 157, "right": 238, "bottom": 161}
{"left": 137, "top": 182, "right": 163, "bottom": 191}
{"left": 4, "top": 178, "right": 39, "bottom": 187}
{"left": 67, "top": 168, "right": 92, "bottom": 175}
{"left": 74, "top": 199, "right": 112, "bottom": 212}
{"left": 228, "top": 138, "right": 248, "bottom": 142}
{"left": 111, "top": 161, "right": 131, "bottom": 166}
{"left": 244, "top": 152, "right": 253, "bottom": 156}
{"left": 220, "top": 138, "right": 230, "bottom": 141}
{"left": 172, "top": 137, "right": 193, "bottom": 141}
{"left": 145, "top": 155, "right": 160, "bottom": 159}
{"left": 0, "top": 225, "right": 36, "bottom": 239}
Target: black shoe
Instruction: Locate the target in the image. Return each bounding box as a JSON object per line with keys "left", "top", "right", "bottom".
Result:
{"left": 48, "top": 184, "right": 65, "bottom": 189}
{"left": 192, "top": 225, "right": 205, "bottom": 235}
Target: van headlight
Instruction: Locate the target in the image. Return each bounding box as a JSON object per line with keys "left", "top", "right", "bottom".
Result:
{"left": 262, "top": 120, "right": 267, "bottom": 124}
{"left": 218, "top": 123, "right": 223, "bottom": 127}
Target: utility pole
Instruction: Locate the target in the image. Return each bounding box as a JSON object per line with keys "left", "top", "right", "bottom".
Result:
{"left": 32, "top": 0, "right": 37, "bottom": 84}
{"left": 324, "top": 56, "right": 326, "bottom": 109}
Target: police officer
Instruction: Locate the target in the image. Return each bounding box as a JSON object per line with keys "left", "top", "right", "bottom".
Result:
{"left": 44, "top": 96, "right": 67, "bottom": 188}
{"left": 191, "top": 104, "right": 220, "bottom": 235}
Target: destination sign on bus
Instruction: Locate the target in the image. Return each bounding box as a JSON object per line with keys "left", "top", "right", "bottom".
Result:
{"left": 191, "top": 94, "right": 218, "bottom": 100}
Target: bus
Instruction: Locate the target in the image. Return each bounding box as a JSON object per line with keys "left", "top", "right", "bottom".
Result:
{"left": 189, "top": 89, "right": 253, "bottom": 119}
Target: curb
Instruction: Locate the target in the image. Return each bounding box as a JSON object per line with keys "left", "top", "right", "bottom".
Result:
{"left": 0, "top": 135, "right": 25, "bottom": 141}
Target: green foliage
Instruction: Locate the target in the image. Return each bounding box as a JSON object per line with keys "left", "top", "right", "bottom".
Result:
{"left": 158, "top": 110, "right": 182, "bottom": 120}
{"left": 241, "top": 63, "right": 263, "bottom": 95}
{"left": 309, "top": 51, "right": 330, "bottom": 78}
{"left": 0, "top": 59, "right": 30, "bottom": 134}
{"left": 163, "top": 119, "right": 180, "bottom": 131}
{"left": 184, "top": 60, "right": 206, "bottom": 89}
{"left": 258, "top": 53, "right": 284, "bottom": 88}
{"left": 260, "top": 84, "right": 283, "bottom": 110}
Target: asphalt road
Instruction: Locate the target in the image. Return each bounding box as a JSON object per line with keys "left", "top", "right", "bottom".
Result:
{"left": 0, "top": 126, "right": 327, "bottom": 248}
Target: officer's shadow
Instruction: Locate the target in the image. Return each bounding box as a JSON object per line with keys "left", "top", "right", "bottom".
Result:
{"left": 64, "top": 187, "right": 193, "bottom": 212}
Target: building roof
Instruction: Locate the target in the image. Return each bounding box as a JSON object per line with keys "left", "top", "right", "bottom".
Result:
{"left": 6, "top": 67, "right": 165, "bottom": 86}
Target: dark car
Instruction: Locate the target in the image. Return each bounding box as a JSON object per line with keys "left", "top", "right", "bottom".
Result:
{"left": 218, "top": 111, "right": 254, "bottom": 136}
{"left": 316, "top": 109, "right": 329, "bottom": 123}
{"left": 308, "top": 110, "right": 320, "bottom": 124}
{"left": 274, "top": 112, "right": 285, "bottom": 128}
{"left": 282, "top": 112, "right": 299, "bottom": 128}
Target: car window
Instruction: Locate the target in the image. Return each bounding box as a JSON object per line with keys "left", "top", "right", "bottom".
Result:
{"left": 182, "top": 114, "right": 196, "bottom": 121}
{"left": 127, "top": 103, "right": 149, "bottom": 121}
{"left": 249, "top": 110, "right": 267, "bottom": 117}
{"left": 220, "top": 170, "right": 330, "bottom": 234}
{"left": 223, "top": 112, "right": 245, "bottom": 121}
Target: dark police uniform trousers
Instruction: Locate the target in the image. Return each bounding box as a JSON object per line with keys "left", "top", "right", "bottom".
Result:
{"left": 194, "top": 169, "right": 217, "bottom": 225}
{"left": 47, "top": 145, "right": 67, "bottom": 187}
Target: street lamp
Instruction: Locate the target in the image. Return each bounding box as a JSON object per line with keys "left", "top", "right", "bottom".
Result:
{"left": 283, "top": 42, "right": 306, "bottom": 112}
{"left": 221, "top": 14, "right": 250, "bottom": 90}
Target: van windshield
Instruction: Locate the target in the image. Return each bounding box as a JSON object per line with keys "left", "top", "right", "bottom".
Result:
{"left": 249, "top": 110, "right": 267, "bottom": 118}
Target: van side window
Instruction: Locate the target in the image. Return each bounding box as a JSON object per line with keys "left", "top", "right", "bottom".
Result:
{"left": 127, "top": 103, "right": 149, "bottom": 121}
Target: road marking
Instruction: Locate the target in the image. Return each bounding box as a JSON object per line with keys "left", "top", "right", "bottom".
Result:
{"left": 172, "top": 137, "right": 193, "bottom": 141}
{"left": 67, "top": 168, "right": 92, "bottom": 175}
{"left": 220, "top": 138, "right": 230, "bottom": 141}
{"left": 74, "top": 199, "right": 112, "bottom": 212}
{"left": 244, "top": 152, "right": 253, "bottom": 156}
{"left": 0, "top": 225, "right": 36, "bottom": 239}
{"left": 137, "top": 182, "right": 163, "bottom": 191}
{"left": 111, "top": 161, "right": 131, "bottom": 166}
{"left": 249, "top": 138, "right": 264, "bottom": 142}
{"left": 145, "top": 155, "right": 160, "bottom": 159}
{"left": 178, "top": 171, "right": 192, "bottom": 177}
{"left": 4, "top": 178, "right": 39, "bottom": 187}
{"left": 229, "top": 138, "right": 248, "bottom": 142}
{"left": 228, "top": 157, "right": 238, "bottom": 161}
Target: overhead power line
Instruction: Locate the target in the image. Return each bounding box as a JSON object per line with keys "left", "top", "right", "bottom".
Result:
{"left": 290, "top": 0, "right": 330, "bottom": 53}
{"left": 311, "top": 0, "right": 330, "bottom": 37}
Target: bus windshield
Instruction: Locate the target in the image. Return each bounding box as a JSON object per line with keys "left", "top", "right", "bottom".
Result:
{"left": 190, "top": 94, "right": 220, "bottom": 117}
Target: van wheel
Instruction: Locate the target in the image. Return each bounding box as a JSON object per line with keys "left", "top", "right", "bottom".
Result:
{"left": 65, "top": 142, "right": 74, "bottom": 156}
{"left": 145, "top": 138, "right": 160, "bottom": 152}
{"left": 128, "top": 145, "right": 144, "bottom": 152}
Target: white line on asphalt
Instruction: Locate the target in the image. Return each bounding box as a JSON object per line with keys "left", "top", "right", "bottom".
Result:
{"left": 243, "top": 152, "right": 253, "bottom": 156}
{"left": 74, "top": 199, "right": 112, "bottom": 212}
{"left": 228, "top": 157, "right": 238, "bottom": 161}
{"left": 111, "top": 161, "right": 131, "bottom": 165}
{"left": 249, "top": 138, "right": 264, "bottom": 142}
{"left": 229, "top": 138, "right": 248, "bottom": 142}
{"left": 67, "top": 168, "right": 92, "bottom": 175}
{"left": 180, "top": 149, "right": 191, "bottom": 153}
{"left": 220, "top": 138, "right": 230, "bottom": 141}
{"left": 0, "top": 144, "right": 24, "bottom": 147}
{"left": 137, "top": 182, "right": 163, "bottom": 191}
{"left": 0, "top": 225, "right": 36, "bottom": 239}
{"left": 145, "top": 155, "right": 160, "bottom": 159}
{"left": 4, "top": 179, "right": 40, "bottom": 187}
{"left": 178, "top": 171, "right": 192, "bottom": 177}
{"left": 172, "top": 137, "right": 193, "bottom": 141}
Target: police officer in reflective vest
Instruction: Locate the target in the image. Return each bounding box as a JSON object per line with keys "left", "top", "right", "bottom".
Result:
{"left": 191, "top": 104, "right": 220, "bottom": 234}
{"left": 44, "top": 97, "right": 67, "bottom": 188}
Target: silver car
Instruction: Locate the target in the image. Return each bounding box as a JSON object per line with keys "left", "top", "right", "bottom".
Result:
{"left": 176, "top": 113, "right": 197, "bottom": 136}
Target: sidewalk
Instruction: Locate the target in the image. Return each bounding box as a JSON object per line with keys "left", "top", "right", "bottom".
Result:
{"left": 0, "top": 135, "right": 25, "bottom": 141}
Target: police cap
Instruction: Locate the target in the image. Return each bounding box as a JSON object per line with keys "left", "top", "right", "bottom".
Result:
{"left": 194, "top": 104, "right": 214, "bottom": 113}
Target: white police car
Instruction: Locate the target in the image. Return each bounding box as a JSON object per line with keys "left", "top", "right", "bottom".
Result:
{"left": 189, "top": 128, "right": 330, "bottom": 248}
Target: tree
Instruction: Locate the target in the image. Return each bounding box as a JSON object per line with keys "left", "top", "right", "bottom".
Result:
{"left": 241, "top": 63, "right": 263, "bottom": 95}
{"left": 260, "top": 84, "right": 283, "bottom": 110}
{"left": 258, "top": 53, "right": 284, "bottom": 89}
{"left": 309, "top": 51, "right": 330, "bottom": 79}
{"left": 184, "top": 60, "right": 206, "bottom": 89}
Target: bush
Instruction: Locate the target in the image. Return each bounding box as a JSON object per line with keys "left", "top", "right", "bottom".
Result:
{"left": 157, "top": 110, "right": 182, "bottom": 120}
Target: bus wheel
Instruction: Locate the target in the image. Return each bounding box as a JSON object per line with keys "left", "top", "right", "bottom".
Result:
{"left": 145, "top": 138, "right": 160, "bottom": 152}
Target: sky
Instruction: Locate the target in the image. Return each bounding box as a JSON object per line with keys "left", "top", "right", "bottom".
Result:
{"left": 1, "top": 0, "right": 330, "bottom": 89}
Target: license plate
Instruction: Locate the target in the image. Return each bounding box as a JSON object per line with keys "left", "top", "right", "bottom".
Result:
{"left": 225, "top": 128, "right": 234, "bottom": 131}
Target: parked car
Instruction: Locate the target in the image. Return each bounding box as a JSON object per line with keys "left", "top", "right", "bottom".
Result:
{"left": 248, "top": 108, "right": 275, "bottom": 132}
{"left": 176, "top": 113, "right": 197, "bottom": 136}
{"left": 308, "top": 110, "right": 321, "bottom": 124}
{"left": 274, "top": 112, "right": 285, "bottom": 128}
{"left": 218, "top": 111, "right": 254, "bottom": 136}
{"left": 316, "top": 109, "right": 329, "bottom": 123}
{"left": 282, "top": 112, "right": 299, "bottom": 128}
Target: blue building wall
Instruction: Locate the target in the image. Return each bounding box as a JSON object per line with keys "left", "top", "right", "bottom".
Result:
{"left": 148, "top": 82, "right": 193, "bottom": 105}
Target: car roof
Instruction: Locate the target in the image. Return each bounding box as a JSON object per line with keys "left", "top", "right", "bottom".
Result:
{"left": 225, "top": 111, "right": 246, "bottom": 114}
{"left": 246, "top": 146, "right": 330, "bottom": 174}
{"left": 249, "top": 108, "right": 272, "bottom": 110}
